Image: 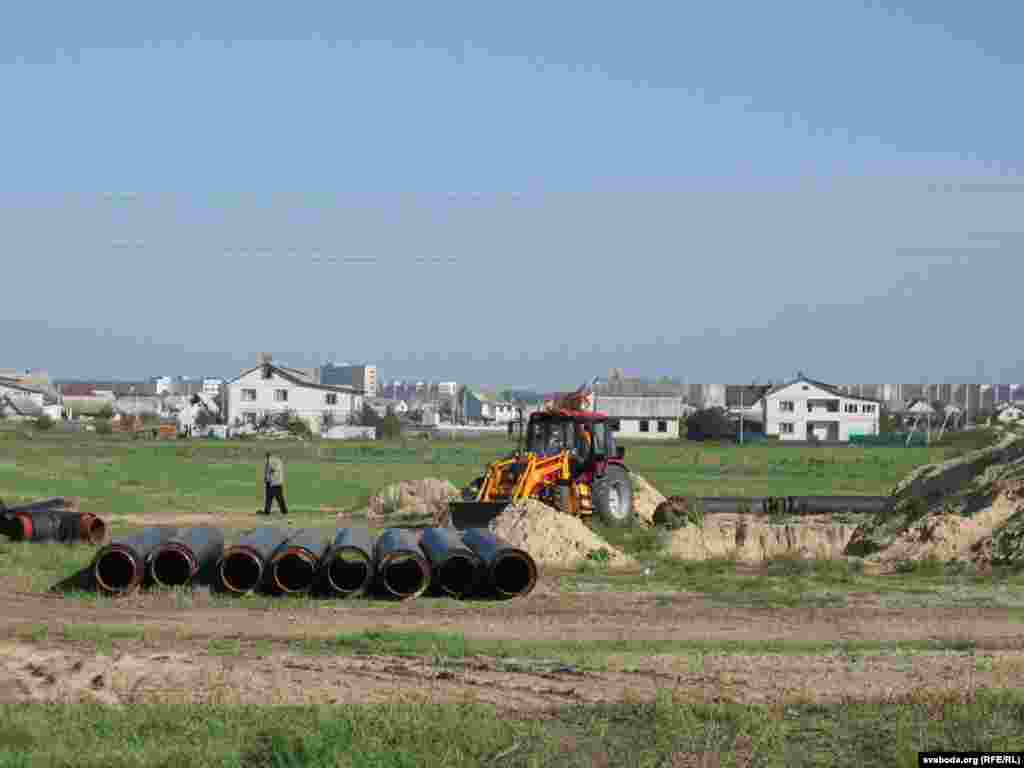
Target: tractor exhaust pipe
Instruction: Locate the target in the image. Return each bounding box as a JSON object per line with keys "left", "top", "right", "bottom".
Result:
{"left": 218, "top": 527, "right": 292, "bottom": 595}
{"left": 374, "top": 528, "right": 431, "bottom": 600}
{"left": 270, "top": 528, "right": 329, "bottom": 594}
{"left": 419, "top": 527, "right": 483, "bottom": 598}
{"left": 149, "top": 526, "right": 225, "bottom": 588}
{"left": 320, "top": 527, "right": 374, "bottom": 597}
{"left": 93, "top": 526, "right": 179, "bottom": 595}
{"left": 460, "top": 528, "right": 538, "bottom": 599}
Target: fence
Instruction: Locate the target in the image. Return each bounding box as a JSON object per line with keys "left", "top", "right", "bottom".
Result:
{"left": 848, "top": 432, "right": 928, "bottom": 447}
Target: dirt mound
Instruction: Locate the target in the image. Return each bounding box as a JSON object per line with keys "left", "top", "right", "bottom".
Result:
{"left": 665, "top": 514, "right": 857, "bottom": 561}
{"left": 363, "top": 478, "right": 459, "bottom": 523}
{"left": 630, "top": 473, "right": 664, "bottom": 527}
{"left": 846, "top": 432, "right": 1024, "bottom": 566}
{"left": 489, "top": 499, "right": 635, "bottom": 568}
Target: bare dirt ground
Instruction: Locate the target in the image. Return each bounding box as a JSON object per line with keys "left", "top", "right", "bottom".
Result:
{"left": 2, "top": 579, "right": 1023, "bottom": 711}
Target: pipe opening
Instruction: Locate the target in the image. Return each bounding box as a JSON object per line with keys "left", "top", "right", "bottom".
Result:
{"left": 220, "top": 551, "right": 263, "bottom": 594}
{"left": 84, "top": 517, "right": 107, "bottom": 545}
{"left": 95, "top": 549, "right": 139, "bottom": 593}
{"left": 273, "top": 551, "right": 317, "bottom": 593}
{"left": 381, "top": 554, "right": 429, "bottom": 598}
{"left": 493, "top": 553, "right": 536, "bottom": 598}
{"left": 327, "top": 550, "right": 371, "bottom": 594}
{"left": 152, "top": 548, "right": 195, "bottom": 588}
{"left": 438, "top": 555, "right": 479, "bottom": 598}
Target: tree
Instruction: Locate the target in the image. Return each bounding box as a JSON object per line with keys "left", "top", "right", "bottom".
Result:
{"left": 878, "top": 405, "right": 901, "bottom": 435}
{"left": 379, "top": 412, "right": 402, "bottom": 440}
{"left": 686, "top": 407, "right": 734, "bottom": 441}
{"left": 195, "top": 408, "right": 216, "bottom": 430}
{"left": 34, "top": 414, "right": 54, "bottom": 431}
{"left": 96, "top": 404, "right": 114, "bottom": 419}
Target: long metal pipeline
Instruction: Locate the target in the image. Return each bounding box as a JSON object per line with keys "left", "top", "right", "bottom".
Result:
{"left": 149, "top": 526, "right": 225, "bottom": 588}
{"left": 93, "top": 526, "right": 179, "bottom": 595}
{"left": 269, "top": 528, "right": 330, "bottom": 594}
{"left": 319, "top": 527, "right": 375, "bottom": 597}
{"left": 459, "top": 528, "right": 538, "bottom": 599}
{"left": 418, "top": 527, "right": 483, "bottom": 598}
{"left": 218, "top": 527, "right": 292, "bottom": 595}
{"left": 373, "top": 528, "right": 431, "bottom": 600}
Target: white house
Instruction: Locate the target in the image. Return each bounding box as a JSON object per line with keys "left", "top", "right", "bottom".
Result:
{"left": 202, "top": 378, "right": 223, "bottom": 397}
{"left": 762, "top": 376, "right": 880, "bottom": 442}
{"left": 595, "top": 395, "right": 685, "bottom": 439}
{"left": 366, "top": 398, "right": 408, "bottom": 418}
{"left": 226, "top": 357, "right": 363, "bottom": 433}
{"left": 461, "top": 390, "right": 519, "bottom": 424}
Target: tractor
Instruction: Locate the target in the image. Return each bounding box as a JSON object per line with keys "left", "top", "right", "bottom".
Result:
{"left": 447, "top": 395, "right": 635, "bottom": 529}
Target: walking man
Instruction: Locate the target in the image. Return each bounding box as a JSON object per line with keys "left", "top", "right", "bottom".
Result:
{"left": 263, "top": 452, "right": 288, "bottom": 516}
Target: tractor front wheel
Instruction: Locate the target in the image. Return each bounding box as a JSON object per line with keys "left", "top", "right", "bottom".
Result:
{"left": 593, "top": 465, "right": 635, "bottom": 527}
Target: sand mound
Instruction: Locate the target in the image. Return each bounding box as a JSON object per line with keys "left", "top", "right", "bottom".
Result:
{"left": 665, "top": 514, "right": 857, "bottom": 561}
{"left": 630, "top": 473, "right": 664, "bottom": 527}
{"left": 363, "top": 478, "right": 459, "bottom": 523}
{"left": 489, "top": 499, "right": 635, "bottom": 568}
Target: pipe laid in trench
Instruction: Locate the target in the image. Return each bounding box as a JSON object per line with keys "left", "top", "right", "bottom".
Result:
{"left": 459, "top": 528, "right": 538, "bottom": 599}
{"left": 149, "top": 526, "right": 225, "bottom": 588}
{"left": 418, "top": 526, "right": 483, "bottom": 599}
{"left": 269, "top": 528, "right": 330, "bottom": 594}
{"left": 320, "top": 527, "right": 374, "bottom": 597}
{"left": 218, "top": 527, "right": 292, "bottom": 595}
{"left": 784, "top": 495, "right": 889, "bottom": 515}
{"left": 93, "top": 526, "right": 179, "bottom": 595}
{"left": 373, "top": 528, "right": 431, "bottom": 600}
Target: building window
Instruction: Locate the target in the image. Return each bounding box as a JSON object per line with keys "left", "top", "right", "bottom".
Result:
{"left": 844, "top": 403, "right": 858, "bottom": 414}
{"left": 780, "top": 422, "right": 794, "bottom": 434}
{"left": 657, "top": 420, "right": 668, "bottom": 433}
{"left": 862, "top": 404, "right": 875, "bottom": 414}
{"left": 639, "top": 420, "right": 650, "bottom": 432}
{"left": 275, "top": 389, "right": 288, "bottom": 402}
{"left": 241, "top": 389, "right": 257, "bottom": 402}
{"left": 609, "top": 420, "right": 620, "bottom": 432}
{"left": 779, "top": 400, "right": 794, "bottom": 412}
{"left": 325, "top": 393, "right": 337, "bottom": 405}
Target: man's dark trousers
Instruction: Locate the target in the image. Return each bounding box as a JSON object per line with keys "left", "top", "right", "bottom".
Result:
{"left": 264, "top": 483, "right": 288, "bottom": 515}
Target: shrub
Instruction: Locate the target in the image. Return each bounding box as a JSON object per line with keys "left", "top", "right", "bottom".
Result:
{"left": 96, "top": 404, "right": 114, "bottom": 419}
{"left": 34, "top": 414, "right": 54, "bottom": 431}
{"left": 94, "top": 418, "right": 113, "bottom": 435}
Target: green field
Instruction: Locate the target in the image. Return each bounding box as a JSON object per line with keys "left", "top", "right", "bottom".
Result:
{"left": 0, "top": 427, "right": 978, "bottom": 520}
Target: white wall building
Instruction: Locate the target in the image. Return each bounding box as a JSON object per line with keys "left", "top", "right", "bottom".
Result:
{"left": 762, "top": 376, "right": 880, "bottom": 442}
{"left": 227, "top": 358, "right": 363, "bottom": 433}
{"left": 437, "top": 381, "right": 457, "bottom": 396}
{"left": 202, "top": 378, "right": 223, "bottom": 397}
{"left": 595, "top": 395, "right": 685, "bottom": 439}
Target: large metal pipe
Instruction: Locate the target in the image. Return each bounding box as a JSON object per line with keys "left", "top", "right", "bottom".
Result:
{"left": 93, "top": 526, "right": 179, "bottom": 595}
{"left": 218, "top": 527, "right": 292, "bottom": 595}
{"left": 373, "top": 528, "right": 431, "bottom": 600}
{"left": 693, "top": 497, "right": 769, "bottom": 515}
{"left": 459, "top": 528, "right": 538, "bottom": 599}
{"left": 418, "top": 526, "right": 483, "bottom": 598}
{"left": 149, "top": 526, "right": 225, "bottom": 588}
{"left": 0, "top": 498, "right": 106, "bottom": 545}
{"left": 785, "top": 496, "right": 889, "bottom": 515}
{"left": 269, "top": 528, "right": 329, "bottom": 594}
{"left": 320, "top": 527, "right": 375, "bottom": 597}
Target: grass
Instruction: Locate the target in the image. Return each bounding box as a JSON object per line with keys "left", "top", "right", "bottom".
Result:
{"left": 0, "top": 689, "right": 1022, "bottom": 767}
{"left": 0, "top": 428, "right": 962, "bottom": 520}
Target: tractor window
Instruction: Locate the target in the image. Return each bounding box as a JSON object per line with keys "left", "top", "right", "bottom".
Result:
{"left": 592, "top": 422, "right": 607, "bottom": 456}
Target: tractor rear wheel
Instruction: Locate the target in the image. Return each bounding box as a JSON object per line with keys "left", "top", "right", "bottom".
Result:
{"left": 593, "top": 465, "right": 635, "bottom": 527}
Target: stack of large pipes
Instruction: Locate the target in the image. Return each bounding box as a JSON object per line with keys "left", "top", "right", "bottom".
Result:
{"left": 88, "top": 523, "right": 538, "bottom": 600}
{"left": 0, "top": 497, "right": 107, "bottom": 545}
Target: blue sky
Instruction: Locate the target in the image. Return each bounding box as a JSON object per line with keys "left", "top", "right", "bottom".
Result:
{"left": 3, "top": 1, "right": 1022, "bottom": 389}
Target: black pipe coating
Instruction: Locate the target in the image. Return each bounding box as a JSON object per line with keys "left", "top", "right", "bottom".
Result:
{"left": 320, "top": 527, "right": 375, "bottom": 597}
{"left": 418, "top": 527, "right": 483, "bottom": 598}
{"left": 373, "top": 528, "right": 431, "bottom": 600}
{"left": 459, "top": 528, "right": 538, "bottom": 599}
{"left": 270, "top": 528, "right": 330, "bottom": 594}
{"left": 150, "top": 526, "right": 225, "bottom": 588}
{"left": 218, "top": 527, "right": 292, "bottom": 594}
{"left": 93, "top": 526, "right": 179, "bottom": 595}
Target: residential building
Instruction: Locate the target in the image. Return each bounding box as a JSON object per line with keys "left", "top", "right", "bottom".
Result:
{"left": 437, "top": 381, "right": 457, "bottom": 396}
{"left": 366, "top": 398, "right": 408, "bottom": 418}
{"left": 595, "top": 395, "right": 685, "bottom": 439}
{"left": 460, "top": 389, "right": 518, "bottom": 424}
{"left": 202, "top": 378, "right": 223, "bottom": 398}
{"left": 227, "top": 356, "right": 363, "bottom": 432}
{"left": 320, "top": 364, "right": 377, "bottom": 396}
{"left": 996, "top": 404, "right": 1024, "bottom": 423}
{"left": 762, "top": 376, "right": 880, "bottom": 442}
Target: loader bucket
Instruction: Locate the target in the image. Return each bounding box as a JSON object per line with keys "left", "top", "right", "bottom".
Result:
{"left": 448, "top": 501, "right": 510, "bottom": 530}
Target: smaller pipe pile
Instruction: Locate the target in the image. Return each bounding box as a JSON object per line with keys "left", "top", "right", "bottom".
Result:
{"left": 0, "top": 497, "right": 106, "bottom": 545}
{"left": 149, "top": 527, "right": 225, "bottom": 589}
{"left": 419, "top": 527, "right": 483, "bottom": 599}
{"left": 218, "top": 527, "right": 292, "bottom": 595}
{"left": 373, "top": 528, "right": 431, "bottom": 600}
{"left": 93, "top": 526, "right": 180, "bottom": 596}
{"left": 269, "top": 528, "right": 330, "bottom": 594}
{"left": 460, "top": 528, "right": 538, "bottom": 599}
{"left": 319, "top": 528, "right": 375, "bottom": 598}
